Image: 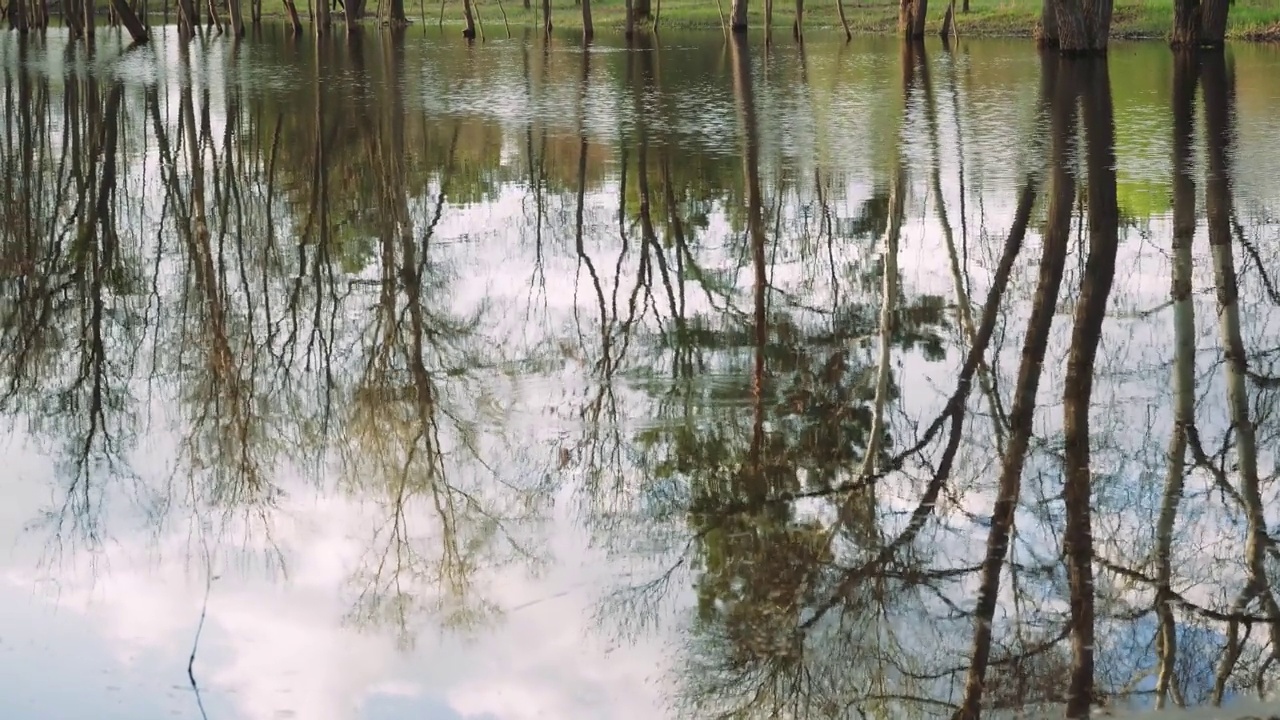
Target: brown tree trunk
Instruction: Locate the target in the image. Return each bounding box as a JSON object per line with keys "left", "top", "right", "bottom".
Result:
{"left": 792, "top": 0, "right": 802, "bottom": 39}
{"left": 1061, "top": 56, "right": 1119, "bottom": 720}
{"left": 83, "top": 0, "right": 95, "bottom": 39}
{"left": 388, "top": 0, "right": 405, "bottom": 24}
{"left": 1199, "top": 0, "right": 1227, "bottom": 46}
{"left": 1038, "top": 0, "right": 1059, "bottom": 45}
{"left": 634, "top": 0, "right": 649, "bottom": 18}
{"left": 581, "top": 0, "right": 592, "bottom": 40}
{"left": 625, "top": 0, "right": 634, "bottom": 37}
{"left": 462, "top": 0, "right": 476, "bottom": 36}
{"left": 281, "top": 0, "right": 302, "bottom": 32}
{"left": 1170, "top": 0, "right": 1200, "bottom": 46}
{"left": 8, "top": 0, "right": 28, "bottom": 31}
{"left": 899, "top": 0, "right": 926, "bottom": 37}
{"left": 542, "top": 0, "right": 550, "bottom": 35}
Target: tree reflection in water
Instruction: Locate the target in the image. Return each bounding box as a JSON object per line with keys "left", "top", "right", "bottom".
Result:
{"left": 1, "top": 27, "right": 1279, "bottom": 720}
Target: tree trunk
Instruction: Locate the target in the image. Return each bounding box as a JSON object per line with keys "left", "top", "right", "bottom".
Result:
{"left": 282, "top": 0, "right": 302, "bottom": 32}
{"left": 8, "top": 0, "right": 28, "bottom": 31}
{"left": 462, "top": 0, "right": 476, "bottom": 36}
{"left": 625, "top": 0, "right": 634, "bottom": 37}
{"left": 1153, "top": 48, "right": 1200, "bottom": 712}
{"left": 388, "top": 0, "right": 405, "bottom": 24}
{"left": 730, "top": 0, "right": 746, "bottom": 33}
{"left": 316, "top": 0, "right": 330, "bottom": 34}
{"left": 952, "top": 52, "right": 1072, "bottom": 720}
{"left": 1061, "top": 56, "right": 1119, "bottom": 720}
{"left": 764, "top": 0, "right": 772, "bottom": 43}
{"left": 1053, "top": 0, "right": 1111, "bottom": 52}
{"left": 108, "top": 0, "right": 148, "bottom": 41}
{"left": 83, "top": 0, "right": 94, "bottom": 39}
{"left": 1170, "top": 0, "right": 1200, "bottom": 46}
{"left": 1038, "top": 0, "right": 1059, "bottom": 45}
{"left": 899, "top": 0, "right": 926, "bottom": 37}
{"left": 835, "top": 0, "right": 851, "bottom": 39}
{"left": 581, "top": 0, "right": 592, "bottom": 40}
{"left": 227, "top": 0, "right": 244, "bottom": 35}
{"left": 542, "top": 0, "right": 550, "bottom": 35}
{"left": 1199, "top": 0, "right": 1228, "bottom": 46}
{"left": 634, "top": 0, "right": 649, "bottom": 18}
{"left": 792, "top": 0, "right": 802, "bottom": 39}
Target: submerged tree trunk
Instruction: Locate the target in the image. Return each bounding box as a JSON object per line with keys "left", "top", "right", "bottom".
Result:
{"left": 388, "top": 0, "right": 406, "bottom": 24}
{"left": 1199, "top": 0, "right": 1228, "bottom": 47}
{"left": 542, "top": 0, "right": 551, "bottom": 35}
{"left": 462, "top": 0, "right": 476, "bottom": 37}
{"left": 1170, "top": 0, "right": 1200, "bottom": 46}
{"left": 227, "top": 0, "right": 244, "bottom": 35}
{"left": 1052, "top": 0, "right": 1112, "bottom": 53}
{"left": 581, "top": 0, "right": 592, "bottom": 40}
{"left": 952, "top": 52, "right": 1072, "bottom": 720}
{"left": 1061, "top": 56, "right": 1119, "bottom": 720}
{"left": 792, "top": 0, "right": 803, "bottom": 39}
{"left": 835, "top": 0, "right": 851, "bottom": 39}
{"left": 899, "top": 0, "right": 927, "bottom": 37}
{"left": 282, "top": 0, "right": 302, "bottom": 32}
{"left": 730, "top": 0, "right": 746, "bottom": 33}
{"left": 316, "top": 0, "right": 331, "bottom": 34}
{"left": 1153, "top": 50, "right": 1199, "bottom": 712}
{"left": 107, "top": 0, "right": 149, "bottom": 42}
{"left": 1038, "top": 0, "right": 1059, "bottom": 45}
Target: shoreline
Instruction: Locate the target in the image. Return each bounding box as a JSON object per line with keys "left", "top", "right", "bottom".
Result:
{"left": 191, "top": 0, "right": 1280, "bottom": 43}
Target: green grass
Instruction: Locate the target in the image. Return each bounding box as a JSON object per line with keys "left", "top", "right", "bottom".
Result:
{"left": 251, "top": 0, "right": 1280, "bottom": 41}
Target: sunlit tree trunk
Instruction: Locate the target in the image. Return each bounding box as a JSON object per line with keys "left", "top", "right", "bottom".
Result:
{"left": 462, "top": 0, "right": 476, "bottom": 37}
{"left": 108, "top": 0, "right": 149, "bottom": 41}
{"left": 835, "top": 0, "right": 851, "bottom": 39}
{"left": 730, "top": 0, "right": 746, "bottom": 33}
{"left": 227, "top": 0, "right": 244, "bottom": 35}
{"left": 1154, "top": 49, "right": 1199, "bottom": 711}
{"left": 1061, "top": 56, "right": 1119, "bottom": 720}
{"left": 1052, "top": 0, "right": 1111, "bottom": 52}
{"left": 316, "top": 0, "right": 331, "bottom": 34}
{"left": 281, "top": 0, "right": 302, "bottom": 32}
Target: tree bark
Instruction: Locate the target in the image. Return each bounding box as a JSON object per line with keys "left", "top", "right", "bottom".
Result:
{"left": 792, "top": 0, "right": 802, "bottom": 40}
{"left": 282, "top": 0, "right": 302, "bottom": 32}
{"left": 227, "top": 0, "right": 244, "bottom": 35}
{"left": 542, "top": 0, "right": 551, "bottom": 35}
{"left": 899, "top": 0, "right": 927, "bottom": 38}
{"left": 462, "top": 0, "right": 476, "bottom": 37}
{"left": 1170, "top": 0, "right": 1200, "bottom": 46}
{"left": 1060, "top": 56, "right": 1119, "bottom": 720}
{"left": 1199, "top": 0, "right": 1228, "bottom": 46}
{"left": 581, "top": 0, "right": 592, "bottom": 40}
{"left": 316, "top": 0, "right": 331, "bottom": 34}
{"left": 634, "top": 0, "right": 649, "bottom": 18}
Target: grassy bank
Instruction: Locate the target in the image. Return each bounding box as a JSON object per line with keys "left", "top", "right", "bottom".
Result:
{"left": 252, "top": 0, "right": 1280, "bottom": 41}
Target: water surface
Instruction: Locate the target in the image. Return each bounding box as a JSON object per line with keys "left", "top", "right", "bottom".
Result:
{"left": 3, "top": 26, "right": 1280, "bottom": 720}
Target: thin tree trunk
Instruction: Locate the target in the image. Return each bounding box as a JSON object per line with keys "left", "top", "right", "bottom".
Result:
{"left": 1153, "top": 50, "right": 1200, "bottom": 713}
{"left": 625, "top": 0, "right": 634, "bottom": 38}
{"left": 316, "top": 0, "right": 330, "bottom": 34}
{"left": 282, "top": 0, "right": 302, "bottom": 32}
{"left": 542, "top": 0, "right": 550, "bottom": 35}
{"left": 792, "top": 0, "right": 801, "bottom": 39}
{"left": 835, "top": 0, "right": 851, "bottom": 39}
{"left": 1061, "top": 56, "right": 1119, "bottom": 720}
{"left": 581, "top": 0, "right": 591, "bottom": 39}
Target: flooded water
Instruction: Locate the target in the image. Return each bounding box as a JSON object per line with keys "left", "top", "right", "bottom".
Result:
{"left": 3, "top": 24, "right": 1280, "bottom": 720}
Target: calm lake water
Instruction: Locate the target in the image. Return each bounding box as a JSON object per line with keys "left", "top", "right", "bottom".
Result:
{"left": 3, "top": 24, "right": 1280, "bottom": 720}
